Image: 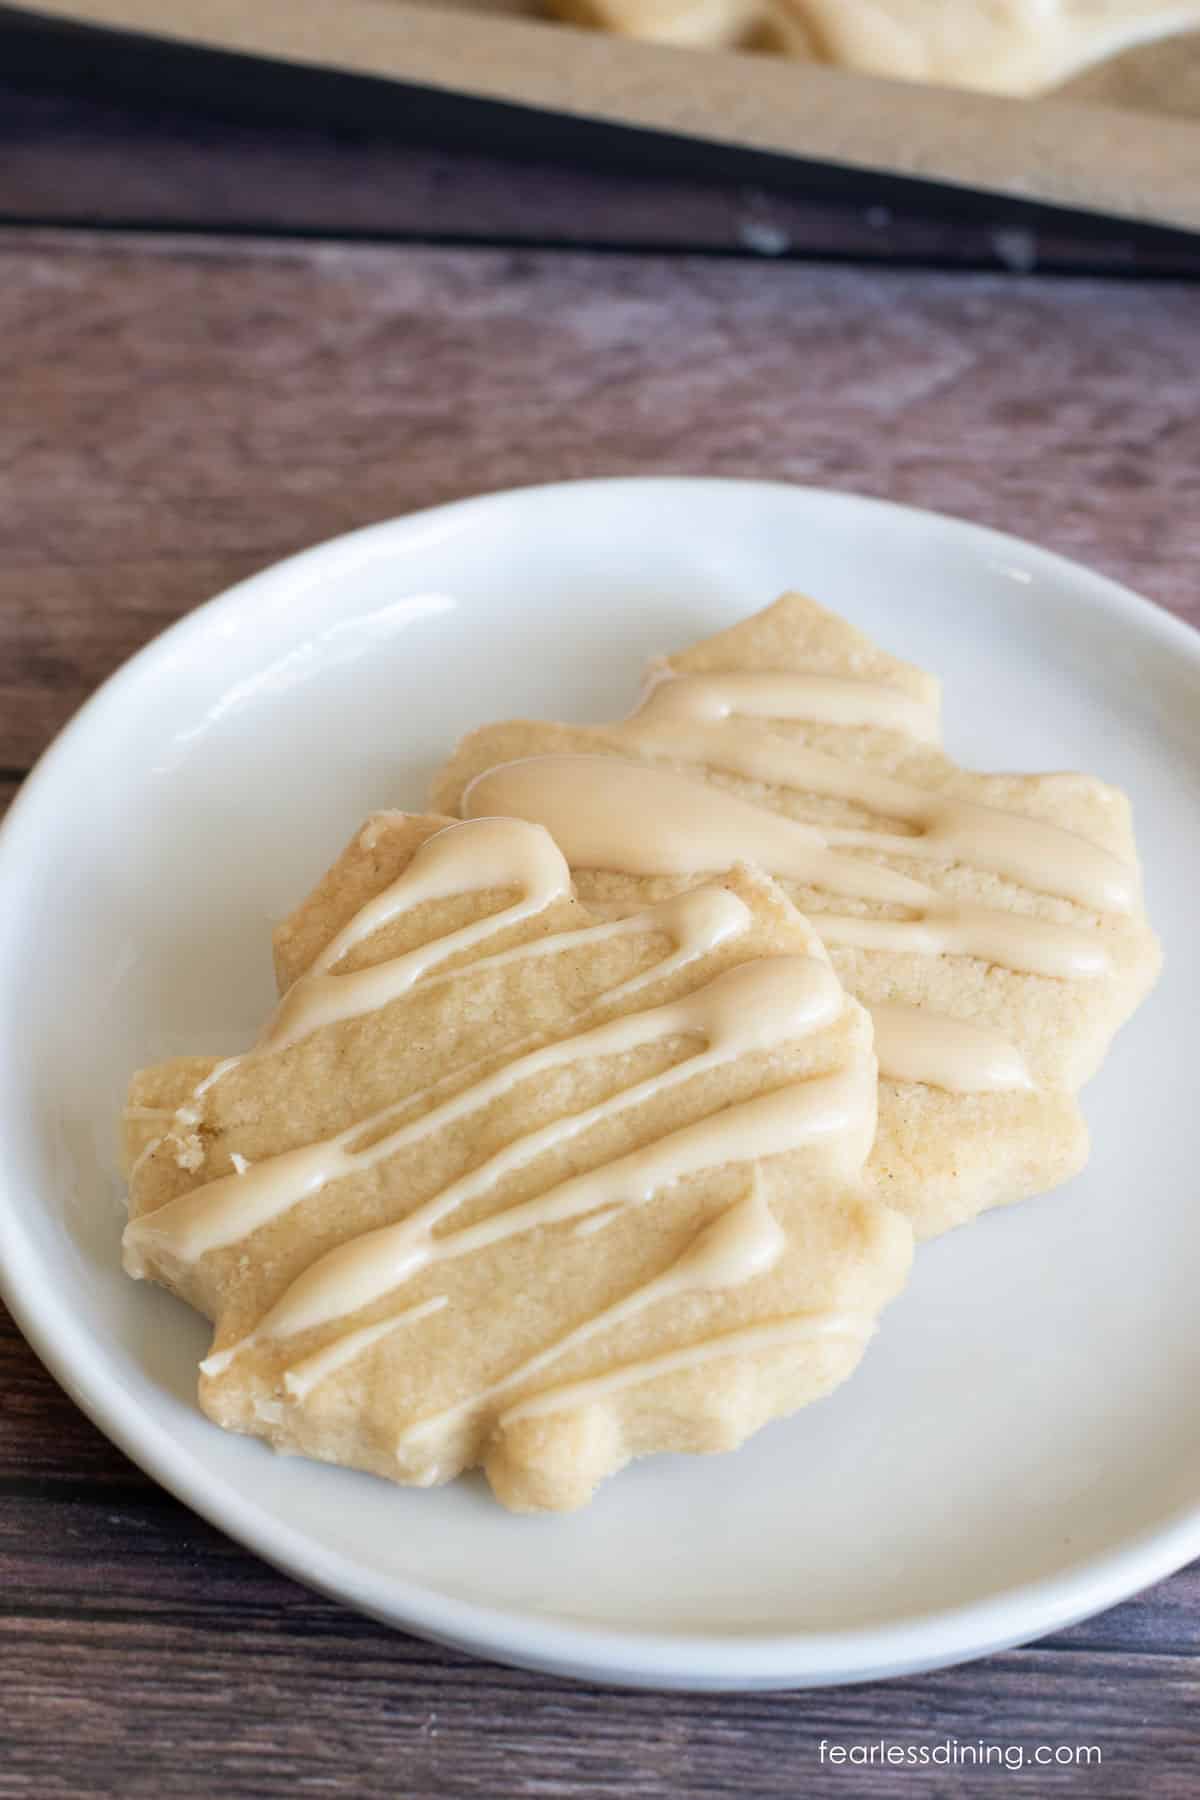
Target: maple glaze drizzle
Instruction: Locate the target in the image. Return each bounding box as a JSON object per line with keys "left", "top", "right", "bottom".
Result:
{"left": 128, "top": 883, "right": 780, "bottom": 1276}
{"left": 127, "top": 702, "right": 1052, "bottom": 1458}
{"left": 868, "top": 1004, "right": 1032, "bottom": 1092}
{"left": 624, "top": 670, "right": 1133, "bottom": 913}
{"left": 186, "top": 955, "right": 867, "bottom": 1375}
{"left": 258, "top": 815, "right": 569, "bottom": 1055}
{"left": 498, "top": 1313, "right": 871, "bottom": 1427}
{"left": 150, "top": 822, "right": 754, "bottom": 1169}
{"left": 463, "top": 754, "right": 1113, "bottom": 980}
{"left": 393, "top": 1180, "right": 790, "bottom": 1460}
{"left": 283, "top": 1295, "right": 448, "bottom": 1402}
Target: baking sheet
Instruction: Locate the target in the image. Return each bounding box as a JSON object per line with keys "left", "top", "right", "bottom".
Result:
{"left": 11, "top": 0, "right": 1200, "bottom": 230}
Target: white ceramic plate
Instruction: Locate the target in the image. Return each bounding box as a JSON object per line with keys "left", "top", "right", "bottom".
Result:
{"left": 2, "top": 479, "right": 1198, "bottom": 1691}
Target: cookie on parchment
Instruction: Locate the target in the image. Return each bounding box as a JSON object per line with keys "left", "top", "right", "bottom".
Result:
{"left": 544, "top": 0, "right": 1200, "bottom": 97}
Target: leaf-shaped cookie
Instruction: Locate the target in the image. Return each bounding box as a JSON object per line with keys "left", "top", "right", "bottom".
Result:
{"left": 123, "top": 812, "right": 909, "bottom": 1512}
{"left": 434, "top": 594, "right": 1161, "bottom": 1239}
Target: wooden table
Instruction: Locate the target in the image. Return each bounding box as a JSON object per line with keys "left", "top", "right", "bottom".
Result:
{"left": 2, "top": 68, "right": 1198, "bottom": 1800}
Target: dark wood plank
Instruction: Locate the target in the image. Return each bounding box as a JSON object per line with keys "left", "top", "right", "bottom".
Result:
{"left": 1, "top": 1489, "right": 1197, "bottom": 1799}
{"left": 0, "top": 1304, "right": 148, "bottom": 1492}
{"left": 1, "top": 75, "right": 1198, "bottom": 276}
{"left": 2, "top": 231, "right": 1197, "bottom": 770}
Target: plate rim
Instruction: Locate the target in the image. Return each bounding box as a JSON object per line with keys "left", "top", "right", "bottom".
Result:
{"left": 2, "top": 475, "right": 1198, "bottom": 1690}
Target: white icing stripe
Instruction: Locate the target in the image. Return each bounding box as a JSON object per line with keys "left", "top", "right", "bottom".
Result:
{"left": 592, "top": 885, "right": 753, "bottom": 1007}
{"left": 498, "top": 1312, "right": 872, "bottom": 1426}
{"left": 394, "top": 1183, "right": 784, "bottom": 1455}
{"left": 462, "top": 756, "right": 1112, "bottom": 980}
{"left": 124, "top": 1139, "right": 164, "bottom": 1237}
{"left": 260, "top": 815, "right": 570, "bottom": 1055}
{"left": 278, "top": 1295, "right": 448, "bottom": 1400}
{"left": 314, "top": 816, "right": 567, "bottom": 978}
{"left": 252, "top": 887, "right": 755, "bottom": 1239}
{"left": 815, "top": 904, "right": 1108, "bottom": 981}
{"left": 413, "top": 882, "right": 754, "bottom": 1030}
{"left": 266, "top": 881, "right": 752, "bottom": 1063}
{"left": 469, "top": 754, "right": 924, "bottom": 901}
{"left": 868, "top": 1004, "right": 1033, "bottom": 1093}
{"left": 158, "top": 815, "right": 574, "bottom": 1138}
{"left": 193, "top": 1057, "right": 241, "bottom": 1100}
{"left": 621, "top": 696, "right": 1133, "bottom": 915}
{"left": 634, "top": 668, "right": 941, "bottom": 744}
{"left": 168, "top": 849, "right": 751, "bottom": 1183}
{"left": 572, "top": 1206, "right": 622, "bottom": 1238}
{"left": 230, "top": 1063, "right": 871, "bottom": 1361}
{"left": 124, "top": 953, "right": 846, "bottom": 1269}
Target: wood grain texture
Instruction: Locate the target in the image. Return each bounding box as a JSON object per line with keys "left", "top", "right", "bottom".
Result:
{"left": 1, "top": 234, "right": 1198, "bottom": 1795}
{"left": 3, "top": 231, "right": 1198, "bottom": 772}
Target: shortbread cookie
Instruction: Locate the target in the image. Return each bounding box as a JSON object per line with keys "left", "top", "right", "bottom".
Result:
{"left": 123, "top": 813, "right": 910, "bottom": 1512}
{"left": 435, "top": 594, "right": 1161, "bottom": 1238}
{"left": 551, "top": 0, "right": 765, "bottom": 48}
{"left": 771, "top": 0, "right": 1200, "bottom": 95}
{"left": 547, "top": 0, "right": 1200, "bottom": 98}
